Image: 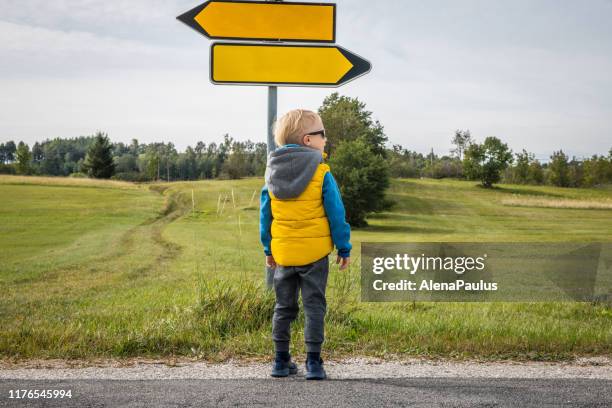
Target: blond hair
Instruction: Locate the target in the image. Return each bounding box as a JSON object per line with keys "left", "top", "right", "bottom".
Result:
{"left": 274, "top": 109, "right": 319, "bottom": 146}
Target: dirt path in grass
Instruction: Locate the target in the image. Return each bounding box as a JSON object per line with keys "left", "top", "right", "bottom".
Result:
{"left": 116, "top": 184, "right": 188, "bottom": 276}
{"left": 141, "top": 184, "right": 187, "bottom": 264}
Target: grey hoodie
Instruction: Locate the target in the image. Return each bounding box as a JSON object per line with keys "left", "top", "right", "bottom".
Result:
{"left": 264, "top": 145, "right": 324, "bottom": 199}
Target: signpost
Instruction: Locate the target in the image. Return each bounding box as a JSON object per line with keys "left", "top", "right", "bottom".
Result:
{"left": 177, "top": 0, "right": 336, "bottom": 42}
{"left": 210, "top": 43, "right": 370, "bottom": 86}
{"left": 177, "top": 0, "right": 371, "bottom": 288}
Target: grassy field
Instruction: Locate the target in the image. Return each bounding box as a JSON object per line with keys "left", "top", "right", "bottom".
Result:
{"left": 1, "top": 174, "right": 611, "bottom": 362}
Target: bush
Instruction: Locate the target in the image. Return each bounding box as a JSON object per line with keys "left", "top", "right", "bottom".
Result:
{"left": 463, "top": 136, "right": 513, "bottom": 188}
{"left": 329, "top": 137, "right": 391, "bottom": 227}
{"left": 425, "top": 158, "right": 462, "bottom": 179}
{"left": 528, "top": 160, "right": 545, "bottom": 184}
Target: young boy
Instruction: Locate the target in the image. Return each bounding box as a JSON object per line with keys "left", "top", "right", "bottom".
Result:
{"left": 260, "top": 109, "right": 351, "bottom": 380}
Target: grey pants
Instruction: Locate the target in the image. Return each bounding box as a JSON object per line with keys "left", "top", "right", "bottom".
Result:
{"left": 272, "top": 255, "right": 329, "bottom": 353}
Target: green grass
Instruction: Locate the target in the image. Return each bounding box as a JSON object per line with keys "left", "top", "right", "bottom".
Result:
{"left": 0, "top": 174, "right": 611, "bottom": 362}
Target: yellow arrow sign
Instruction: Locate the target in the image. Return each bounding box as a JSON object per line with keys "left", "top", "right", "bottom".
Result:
{"left": 177, "top": 0, "right": 336, "bottom": 43}
{"left": 210, "top": 43, "right": 371, "bottom": 87}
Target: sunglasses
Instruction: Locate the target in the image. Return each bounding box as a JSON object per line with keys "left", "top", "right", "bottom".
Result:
{"left": 305, "top": 129, "right": 326, "bottom": 139}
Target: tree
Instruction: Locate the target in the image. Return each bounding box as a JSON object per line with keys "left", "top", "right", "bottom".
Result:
{"left": 143, "top": 143, "right": 162, "bottom": 180}
{"left": 248, "top": 142, "right": 268, "bottom": 176}
{"left": 567, "top": 156, "right": 584, "bottom": 187}
{"left": 388, "top": 145, "right": 423, "bottom": 178}
{"left": 222, "top": 140, "right": 249, "bottom": 179}
{"left": 15, "top": 142, "right": 32, "bottom": 175}
{"left": 129, "top": 138, "right": 141, "bottom": 155}
{"left": 527, "top": 160, "right": 544, "bottom": 185}
{"left": 0, "top": 141, "right": 16, "bottom": 164}
{"left": 39, "top": 140, "right": 60, "bottom": 175}
{"left": 213, "top": 134, "right": 232, "bottom": 178}
{"left": 178, "top": 146, "right": 198, "bottom": 180}
{"left": 31, "top": 142, "right": 43, "bottom": 162}
{"left": 195, "top": 141, "right": 206, "bottom": 156}
{"left": 463, "top": 136, "right": 513, "bottom": 188}
{"left": 81, "top": 132, "right": 116, "bottom": 178}
{"left": 548, "top": 150, "right": 569, "bottom": 187}
{"left": 318, "top": 92, "right": 387, "bottom": 157}
{"left": 582, "top": 153, "right": 611, "bottom": 187}
{"left": 198, "top": 142, "right": 218, "bottom": 179}
{"left": 162, "top": 142, "right": 178, "bottom": 182}
{"left": 450, "top": 129, "right": 472, "bottom": 160}
{"left": 512, "top": 149, "right": 534, "bottom": 184}
{"left": 114, "top": 153, "right": 138, "bottom": 173}
{"left": 328, "top": 138, "right": 391, "bottom": 227}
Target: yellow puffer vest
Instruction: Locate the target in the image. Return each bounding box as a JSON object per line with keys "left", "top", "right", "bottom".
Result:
{"left": 269, "top": 162, "right": 334, "bottom": 266}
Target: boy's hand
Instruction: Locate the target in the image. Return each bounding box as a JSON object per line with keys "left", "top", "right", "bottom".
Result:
{"left": 266, "top": 255, "right": 277, "bottom": 269}
{"left": 336, "top": 256, "right": 350, "bottom": 270}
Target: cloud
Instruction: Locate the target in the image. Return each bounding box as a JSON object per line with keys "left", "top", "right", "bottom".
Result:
{"left": 1, "top": 0, "right": 611, "bottom": 158}
{"left": 0, "top": 20, "right": 203, "bottom": 77}
{"left": 0, "top": 0, "right": 177, "bottom": 28}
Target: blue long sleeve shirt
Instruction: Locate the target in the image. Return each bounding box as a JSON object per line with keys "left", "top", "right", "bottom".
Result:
{"left": 260, "top": 160, "right": 352, "bottom": 258}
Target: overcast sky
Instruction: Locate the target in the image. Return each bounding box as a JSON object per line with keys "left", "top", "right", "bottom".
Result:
{"left": 1, "top": 0, "right": 611, "bottom": 160}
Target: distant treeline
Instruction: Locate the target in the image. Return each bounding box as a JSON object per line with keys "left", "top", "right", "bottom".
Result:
{"left": 0, "top": 134, "right": 267, "bottom": 182}
{"left": 389, "top": 130, "right": 611, "bottom": 188}
{"left": 1, "top": 131, "right": 610, "bottom": 188}
{"left": 388, "top": 145, "right": 612, "bottom": 188}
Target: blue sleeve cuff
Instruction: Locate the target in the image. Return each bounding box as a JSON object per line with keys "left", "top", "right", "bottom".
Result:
{"left": 259, "top": 185, "right": 273, "bottom": 256}
{"left": 322, "top": 172, "right": 352, "bottom": 258}
{"left": 338, "top": 248, "right": 351, "bottom": 258}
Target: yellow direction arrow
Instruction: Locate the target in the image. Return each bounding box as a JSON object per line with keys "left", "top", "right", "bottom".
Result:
{"left": 177, "top": 0, "right": 336, "bottom": 43}
{"left": 210, "top": 43, "right": 371, "bottom": 87}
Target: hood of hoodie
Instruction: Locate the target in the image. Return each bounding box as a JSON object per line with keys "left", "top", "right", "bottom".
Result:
{"left": 265, "top": 145, "right": 326, "bottom": 199}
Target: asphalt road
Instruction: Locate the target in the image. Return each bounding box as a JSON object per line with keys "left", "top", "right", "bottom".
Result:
{"left": 2, "top": 358, "right": 611, "bottom": 407}
{"left": 1, "top": 377, "right": 611, "bottom": 407}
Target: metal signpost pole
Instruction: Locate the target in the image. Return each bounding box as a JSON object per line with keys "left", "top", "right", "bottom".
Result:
{"left": 266, "top": 85, "right": 277, "bottom": 288}
{"left": 265, "top": 0, "right": 279, "bottom": 289}
{"left": 267, "top": 86, "right": 277, "bottom": 155}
